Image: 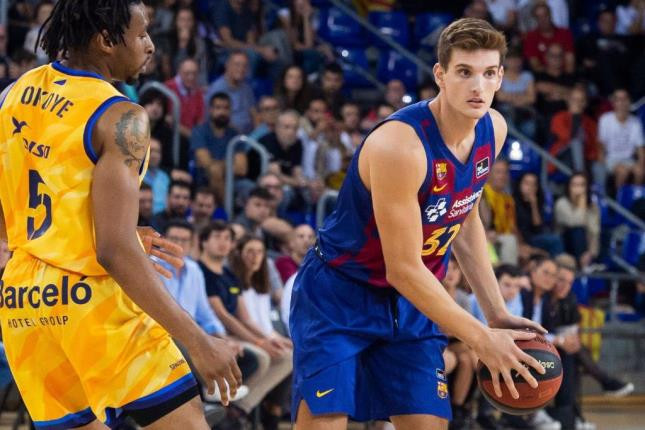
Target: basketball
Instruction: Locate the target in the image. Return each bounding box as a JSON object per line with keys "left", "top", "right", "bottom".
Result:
{"left": 476, "top": 334, "right": 563, "bottom": 415}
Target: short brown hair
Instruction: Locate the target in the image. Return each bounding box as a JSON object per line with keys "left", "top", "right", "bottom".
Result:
{"left": 437, "top": 18, "right": 507, "bottom": 70}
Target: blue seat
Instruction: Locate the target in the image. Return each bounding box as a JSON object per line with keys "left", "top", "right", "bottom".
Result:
{"left": 317, "top": 7, "right": 365, "bottom": 47}
{"left": 251, "top": 77, "right": 274, "bottom": 99}
{"left": 335, "top": 47, "right": 371, "bottom": 88}
{"left": 622, "top": 231, "right": 644, "bottom": 266}
{"left": 368, "top": 11, "right": 409, "bottom": 48}
{"left": 377, "top": 49, "right": 418, "bottom": 90}
{"left": 617, "top": 185, "right": 645, "bottom": 210}
{"left": 503, "top": 139, "right": 541, "bottom": 180}
{"left": 414, "top": 12, "right": 453, "bottom": 48}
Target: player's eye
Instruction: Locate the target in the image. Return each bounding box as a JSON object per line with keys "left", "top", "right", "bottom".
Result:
{"left": 458, "top": 69, "right": 470, "bottom": 77}
{"left": 485, "top": 70, "right": 497, "bottom": 77}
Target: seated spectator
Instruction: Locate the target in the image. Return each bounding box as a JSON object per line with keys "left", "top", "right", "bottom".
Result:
{"left": 464, "top": 0, "right": 493, "bottom": 21}
{"left": 257, "top": 172, "right": 299, "bottom": 222}
{"left": 161, "top": 221, "right": 258, "bottom": 405}
{"left": 384, "top": 79, "right": 408, "bottom": 111}
{"left": 188, "top": 187, "right": 225, "bottom": 256}
{"left": 255, "top": 110, "right": 306, "bottom": 188}
{"left": 534, "top": 43, "right": 575, "bottom": 124}
{"left": 191, "top": 92, "right": 244, "bottom": 198}
{"left": 229, "top": 235, "right": 293, "bottom": 430}
{"left": 198, "top": 222, "right": 293, "bottom": 425}
{"left": 234, "top": 187, "right": 293, "bottom": 250}
{"left": 140, "top": 90, "right": 177, "bottom": 170}
{"left": 138, "top": 183, "right": 153, "bottom": 226}
{"left": 597, "top": 88, "right": 644, "bottom": 190}
{"left": 22, "top": 0, "right": 53, "bottom": 65}
{"left": 170, "top": 168, "right": 193, "bottom": 184}
{"left": 275, "top": 224, "right": 315, "bottom": 283}
{"left": 495, "top": 49, "right": 536, "bottom": 138}
{"left": 314, "top": 118, "right": 353, "bottom": 188}
{"left": 7, "top": 48, "right": 37, "bottom": 85}
{"left": 316, "top": 63, "right": 345, "bottom": 118}
{"left": 164, "top": 58, "right": 205, "bottom": 141}
{"left": 418, "top": 78, "right": 439, "bottom": 101}
{"left": 616, "top": 0, "right": 645, "bottom": 35}
{"left": 577, "top": 8, "right": 632, "bottom": 96}
{"left": 278, "top": 0, "right": 334, "bottom": 74}
{"left": 274, "top": 64, "right": 313, "bottom": 114}
{"left": 151, "top": 180, "right": 192, "bottom": 233}
{"left": 213, "top": 0, "right": 279, "bottom": 76}
{"left": 250, "top": 96, "right": 280, "bottom": 141}
{"left": 523, "top": 2, "right": 575, "bottom": 74}
{"left": 143, "top": 137, "right": 171, "bottom": 214}
{"left": 340, "top": 101, "right": 365, "bottom": 151}
{"left": 205, "top": 51, "right": 256, "bottom": 134}
{"left": 485, "top": 0, "right": 518, "bottom": 30}
{"left": 549, "top": 86, "right": 602, "bottom": 186}
{"left": 158, "top": 6, "right": 208, "bottom": 83}
{"left": 554, "top": 173, "right": 600, "bottom": 269}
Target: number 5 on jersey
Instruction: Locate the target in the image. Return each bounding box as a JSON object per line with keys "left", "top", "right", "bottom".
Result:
{"left": 27, "top": 169, "right": 52, "bottom": 239}
{"left": 421, "top": 224, "right": 461, "bottom": 257}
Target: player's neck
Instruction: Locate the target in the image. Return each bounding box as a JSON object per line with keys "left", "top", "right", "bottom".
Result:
{"left": 62, "top": 53, "right": 112, "bottom": 81}
{"left": 430, "top": 95, "right": 478, "bottom": 147}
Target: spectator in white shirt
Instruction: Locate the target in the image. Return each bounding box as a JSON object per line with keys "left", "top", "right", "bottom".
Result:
{"left": 597, "top": 88, "right": 645, "bottom": 189}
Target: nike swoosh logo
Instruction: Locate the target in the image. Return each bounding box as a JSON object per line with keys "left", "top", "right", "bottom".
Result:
{"left": 316, "top": 389, "right": 334, "bottom": 398}
{"left": 433, "top": 184, "right": 447, "bottom": 192}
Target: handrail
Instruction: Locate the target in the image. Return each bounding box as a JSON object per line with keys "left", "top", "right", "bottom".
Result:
{"left": 224, "top": 135, "right": 271, "bottom": 217}
{"left": 327, "top": 0, "right": 434, "bottom": 76}
{"left": 138, "top": 81, "right": 182, "bottom": 167}
{"left": 316, "top": 190, "right": 339, "bottom": 228}
{"left": 507, "top": 122, "right": 645, "bottom": 232}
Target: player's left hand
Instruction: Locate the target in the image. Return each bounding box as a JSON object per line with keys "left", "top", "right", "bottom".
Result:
{"left": 488, "top": 311, "right": 547, "bottom": 335}
{"left": 137, "top": 226, "right": 184, "bottom": 279}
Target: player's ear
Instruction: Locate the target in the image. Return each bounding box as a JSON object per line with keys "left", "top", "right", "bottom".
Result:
{"left": 495, "top": 65, "right": 504, "bottom": 91}
{"left": 433, "top": 63, "right": 445, "bottom": 89}
{"left": 94, "top": 30, "right": 114, "bottom": 55}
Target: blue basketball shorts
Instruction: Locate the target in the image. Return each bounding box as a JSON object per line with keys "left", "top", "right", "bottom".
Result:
{"left": 289, "top": 250, "right": 451, "bottom": 422}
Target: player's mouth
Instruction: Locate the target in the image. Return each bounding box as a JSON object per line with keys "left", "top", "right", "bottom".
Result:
{"left": 467, "top": 98, "right": 485, "bottom": 108}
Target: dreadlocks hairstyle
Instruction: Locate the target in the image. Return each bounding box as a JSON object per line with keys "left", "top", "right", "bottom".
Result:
{"left": 37, "top": 0, "right": 142, "bottom": 61}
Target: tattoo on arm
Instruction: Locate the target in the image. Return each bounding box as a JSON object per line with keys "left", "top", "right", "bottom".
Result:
{"left": 115, "top": 110, "right": 149, "bottom": 168}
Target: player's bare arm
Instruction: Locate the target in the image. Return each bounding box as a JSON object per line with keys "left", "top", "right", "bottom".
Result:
{"left": 452, "top": 108, "right": 545, "bottom": 333}
{"left": 362, "top": 121, "right": 544, "bottom": 399}
{"left": 91, "top": 102, "right": 242, "bottom": 403}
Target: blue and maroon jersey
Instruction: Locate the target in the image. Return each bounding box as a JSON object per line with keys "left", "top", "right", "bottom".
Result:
{"left": 317, "top": 101, "right": 495, "bottom": 287}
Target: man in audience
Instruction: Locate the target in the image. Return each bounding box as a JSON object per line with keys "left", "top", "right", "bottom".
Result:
{"left": 250, "top": 96, "right": 281, "bottom": 141}
{"left": 205, "top": 50, "right": 256, "bottom": 134}
{"left": 138, "top": 183, "right": 154, "bottom": 227}
{"left": 151, "top": 180, "right": 192, "bottom": 233}
{"left": 234, "top": 187, "right": 293, "bottom": 250}
{"left": 144, "top": 136, "right": 171, "bottom": 214}
{"left": 534, "top": 43, "right": 575, "bottom": 123}
{"left": 165, "top": 58, "right": 205, "bottom": 140}
{"left": 258, "top": 110, "right": 306, "bottom": 187}
{"left": 317, "top": 62, "right": 345, "bottom": 118}
{"left": 598, "top": 88, "right": 645, "bottom": 191}
{"left": 523, "top": 2, "right": 575, "bottom": 74}
{"left": 275, "top": 224, "right": 315, "bottom": 283}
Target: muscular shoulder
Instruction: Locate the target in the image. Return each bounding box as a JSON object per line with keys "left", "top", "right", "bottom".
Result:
{"left": 488, "top": 108, "right": 508, "bottom": 159}
{"left": 93, "top": 102, "right": 150, "bottom": 168}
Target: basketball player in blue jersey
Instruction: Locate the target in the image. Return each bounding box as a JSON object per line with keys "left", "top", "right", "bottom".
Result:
{"left": 290, "top": 18, "right": 548, "bottom": 429}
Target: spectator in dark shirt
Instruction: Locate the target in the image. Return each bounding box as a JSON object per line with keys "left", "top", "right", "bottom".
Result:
{"left": 275, "top": 224, "right": 315, "bottom": 282}
{"left": 523, "top": 3, "right": 575, "bottom": 74}
{"left": 213, "top": 0, "right": 278, "bottom": 75}
{"left": 191, "top": 92, "right": 245, "bottom": 197}
{"left": 534, "top": 43, "right": 575, "bottom": 123}
{"left": 317, "top": 63, "right": 345, "bottom": 118}
{"left": 512, "top": 172, "right": 563, "bottom": 257}
{"left": 577, "top": 8, "right": 632, "bottom": 96}
{"left": 234, "top": 187, "right": 293, "bottom": 250}
{"left": 138, "top": 183, "right": 153, "bottom": 226}
{"left": 151, "top": 180, "right": 192, "bottom": 233}
{"left": 257, "top": 110, "right": 306, "bottom": 187}
{"left": 250, "top": 96, "right": 280, "bottom": 141}
{"left": 205, "top": 51, "right": 256, "bottom": 134}
{"left": 164, "top": 57, "right": 205, "bottom": 140}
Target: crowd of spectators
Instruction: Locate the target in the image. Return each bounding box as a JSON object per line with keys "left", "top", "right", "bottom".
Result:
{"left": 0, "top": 0, "right": 644, "bottom": 429}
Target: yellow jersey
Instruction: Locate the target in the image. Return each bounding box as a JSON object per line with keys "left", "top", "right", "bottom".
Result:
{"left": 0, "top": 61, "right": 149, "bottom": 276}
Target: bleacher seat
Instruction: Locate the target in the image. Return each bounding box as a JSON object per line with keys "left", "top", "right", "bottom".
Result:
{"left": 414, "top": 13, "right": 453, "bottom": 48}
{"left": 621, "top": 230, "right": 644, "bottom": 266}
{"left": 317, "top": 7, "right": 365, "bottom": 47}
{"left": 335, "top": 48, "right": 371, "bottom": 88}
{"left": 377, "top": 50, "right": 418, "bottom": 91}
{"left": 503, "top": 138, "right": 541, "bottom": 179}
{"left": 368, "top": 11, "right": 409, "bottom": 48}
{"left": 612, "top": 185, "right": 645, "bottom": 227}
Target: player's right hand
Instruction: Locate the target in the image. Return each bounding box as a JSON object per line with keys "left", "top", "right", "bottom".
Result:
{"left": 472, "top": 329, "right": 546, "bottom": 400}
{"left": 188, "top": 335, "right": 243, "bottom": 406}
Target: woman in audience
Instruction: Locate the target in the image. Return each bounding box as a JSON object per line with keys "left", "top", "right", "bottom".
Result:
{"left": 229, "top": 235, "right": 292, "bottom": 430}
{"left": 159, "top": 6, "right": 208, "bottom": 82}
{"left": 275, "top": 64, "right": 313, "bottom": 114}
{"left": 554, "top": 173, "right": 601, "bottom": 268}
{"left": 513, "top": 172, "right": 564, "bottom": 256}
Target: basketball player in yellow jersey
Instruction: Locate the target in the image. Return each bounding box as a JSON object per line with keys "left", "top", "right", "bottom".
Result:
{"left": 0, "top": 1, "right": 242, "bottom": 428}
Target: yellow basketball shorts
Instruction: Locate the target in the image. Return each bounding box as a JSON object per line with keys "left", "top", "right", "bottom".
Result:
{"left": 0, "top": 250, "right": 197, "bottom": 429}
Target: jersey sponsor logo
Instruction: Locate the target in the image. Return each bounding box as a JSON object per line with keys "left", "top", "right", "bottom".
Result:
{"left": 22, "top": 138, "right": 51, "bottom": 159}
{"left": 316, "top": 388, "right": 334, "bottom": 398}
{"left": 425, "top": 198, "right": 447, "bottom": 223}
{"left": 436, "top": 368, "right": 446, "bottom": 381}
{"left": 476, "top": 157, "right": 490, "bottom": 178}
{"left": 447, "top": 189, "right": 482, "bottom": 219}
{"left": 0, "top": 277, "right": 92, "bottom": 309}
{"left": 11, "top": 117, "right": 28, "bottom": 135}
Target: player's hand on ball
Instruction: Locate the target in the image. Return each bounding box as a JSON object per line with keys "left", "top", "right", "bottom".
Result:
{"left": 189, "top": 335, "right": 243, "bottom": 406}
{"left": 472, "top": 329, "right": 546, "bottom": 400}
{"left": 137, "top": 226, "right": 184, "bottom": 278}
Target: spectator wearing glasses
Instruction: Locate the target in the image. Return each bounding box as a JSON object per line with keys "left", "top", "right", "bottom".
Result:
{"left": 250, "top": 96, "right": 281, "bottom": 141}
